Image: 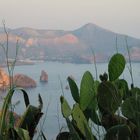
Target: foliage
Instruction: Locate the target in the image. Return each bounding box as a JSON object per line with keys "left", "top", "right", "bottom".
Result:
{"left": 0, "top": 24, "right": 44, "bottom": 140}
{"left": 0, "top": 24, "right": 139, "bottom": 140}
{"left": 108, "top": 53, "right": 126, "bottom": 81}
{"left": 0, "top": 87, "right": 43, "bottom": 140}
{"left": 59, "top": 53, "right": 140, "bottom": 140}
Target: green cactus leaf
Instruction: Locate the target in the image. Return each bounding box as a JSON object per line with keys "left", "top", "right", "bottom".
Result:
{"left": 19, "top": 88, "right": 30, "bottom": 108}
{"left": 65, "top": 118, "right": 81, "bottom": 140}
{"left": 87, "top": 80, "right": 99, "bottom": 110}
{"left": 93, "top": 80, "right": 100, "bottom": 94}
{"left": 84, "top": 122, "right": 95, "bottom": 140}
{"left": 80, "top": 71, "right": 95, "bottom": 111}
{"left": 17, "top": 105, "right": 43, "bottom": 138}
{"left": 84, "top": 109, "right": 101, "bottom": 125}
{"left": 15, "top": 128, "right": 30, "bottom": 140}
{"left": 115, "top": 79, "right": 129, "bottom": 99}
{"left": 108, "top": 53, "right": 126, "bottom": 81}
{"left": 84, "top": 81, "right": 100, "bottom": 121}
{"left": 90, "top": 110, "right": 101, "bottom": 125}
{"left": 0, "top": 87, "right": 15, "bottom": 135}
{"left": 60, "top": 96, "right": 71, "bottom": 118}
{"left": 56, "top": 132, "right": 71, "bottom": 140}
{"left": 72, "top": 104, "right": 94, "bottom": 139}
{"left": 105, "top": 124, "right": 131, "bottom": 140}
{"left": 122, "top": 95, "right": 140, "bottom": 122}
{"left": 97, "top": 81, "right": 121, "bottom": 114}
{"left": 67, "top": 76, "right": 80, "bottom": 103}
{"left": 38, "top": 94, "right": 43, "bottom": 110}
{"left": 130, "top": 87, "right": 140, "bottom": 97}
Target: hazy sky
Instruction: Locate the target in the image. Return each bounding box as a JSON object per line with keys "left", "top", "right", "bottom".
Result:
{"left": 0, "top": 0, "right": 140, "bottom": 38}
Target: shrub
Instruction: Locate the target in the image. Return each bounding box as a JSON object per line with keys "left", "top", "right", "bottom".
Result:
{"left": 59, "top": 53, "right": 140, "bottom": 140}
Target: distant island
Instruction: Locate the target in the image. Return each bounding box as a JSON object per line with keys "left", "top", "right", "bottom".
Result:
{"left": 0, "top": 23, "right": 140, "bottom": 64}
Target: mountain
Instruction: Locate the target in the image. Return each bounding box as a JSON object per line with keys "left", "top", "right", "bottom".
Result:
{"left": 73, "top": 23, "right": 140, "bottom": 54}
{"left": 0, "top": 23, "right": 140, "bottom": 64}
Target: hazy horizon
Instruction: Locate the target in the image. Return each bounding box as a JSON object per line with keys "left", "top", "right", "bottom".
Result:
{"left": 0, "top": 0, "right": 140, "bottom": 38}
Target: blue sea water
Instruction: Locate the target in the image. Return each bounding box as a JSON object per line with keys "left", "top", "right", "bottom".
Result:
{"left": 1, "top": 61, "right": 140, "bottom": 139}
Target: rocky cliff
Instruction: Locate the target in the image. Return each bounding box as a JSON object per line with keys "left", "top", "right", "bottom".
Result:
{"left": 14, "top": 74, "right": 36, "bottom": 88}
{"left": 0, "top": 68, "right": 37, "bottom": 89}
{"left": 0, "top": 68, "right": 9, "bottom": 90}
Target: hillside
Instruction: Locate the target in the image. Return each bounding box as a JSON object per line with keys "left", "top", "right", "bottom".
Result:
{"left": 0, "top": 23, "right": 140, "bottom": 64}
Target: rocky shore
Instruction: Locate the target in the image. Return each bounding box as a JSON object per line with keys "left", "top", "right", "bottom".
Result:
{"left": 0, "top": 68, "right": 37, "bottom": 89}
{"left": 0, "top": 68, "right": 9, "bottom": 90}
{"left": 13, "top": 74, "right": 37, "bottom": 88}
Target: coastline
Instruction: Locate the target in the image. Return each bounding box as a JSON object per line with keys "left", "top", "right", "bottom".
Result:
{"left": 0, "top": 60, "right": 35, "bottom": 67}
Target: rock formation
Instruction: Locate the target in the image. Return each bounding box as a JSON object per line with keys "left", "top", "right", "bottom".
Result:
{"left": 40, "top": 70, "right": 48, "bottom": 82}
{"left": 0, "top": 68, "right": 9, "bottom": 90}
{"left": 14, "top": 74, "right": 36, "bottom": 88}
{"left": 0, "top": 68, "right": 37, "bottom": 89}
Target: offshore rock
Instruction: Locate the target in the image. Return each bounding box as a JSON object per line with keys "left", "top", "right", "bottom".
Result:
{"left": 14, "top": 74, "right": 36, "bottom": 88}
{"left": 40, "top": 70, "right": 48, "bottom": 82}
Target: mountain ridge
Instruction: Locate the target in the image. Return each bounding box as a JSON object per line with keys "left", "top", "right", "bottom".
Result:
{"left": 0, "top": 23, "right": 140, "bottom": 64}
{"left": 0, "top": 23, "right": 139, "bottom": 39}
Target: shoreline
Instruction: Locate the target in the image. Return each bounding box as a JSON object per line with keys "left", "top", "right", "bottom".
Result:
{"left": 1, "top": 59, "right": 140, "bottom": 68}
{"left": 0, "top": 61, "right": 35, "bottom": 68}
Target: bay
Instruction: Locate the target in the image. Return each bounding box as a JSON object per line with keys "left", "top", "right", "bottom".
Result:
{"left": 1, "top": 61, "right": 140, "bottom": 139}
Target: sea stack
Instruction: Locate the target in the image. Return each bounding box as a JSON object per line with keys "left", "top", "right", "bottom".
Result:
{"left": 40, "top": 70, "right": 48, "bottom": 82}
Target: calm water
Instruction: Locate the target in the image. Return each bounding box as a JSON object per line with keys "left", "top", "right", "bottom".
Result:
{"left": 1, "top": 62, "right": 140, "bottom": 139}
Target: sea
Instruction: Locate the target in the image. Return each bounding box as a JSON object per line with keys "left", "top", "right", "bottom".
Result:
{"left": 1, "top": 61, "right": 140, "bottom": 140}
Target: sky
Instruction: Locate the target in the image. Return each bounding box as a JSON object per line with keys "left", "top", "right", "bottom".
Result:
{"left": 0, "top": 0, "right": 140, "bottom": 38}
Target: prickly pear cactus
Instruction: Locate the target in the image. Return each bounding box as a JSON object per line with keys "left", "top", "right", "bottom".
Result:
{"left": 60, "top": 96, "right": 71, "bottom": 118}
{"left": 108, "top": 53, "right": 126, "bottom": 81}
{"left": 114, "top": 79, "right": 129, "bottom": 99}
{"left": 122, "top": 95, "right": 140, "bottom": 122}
{"left": 97, "top": 81, "right": 121, "bottom": 114}
{"left": 67, "top": 76, "right": 80, "bottom": 103}
{"left": 80, "top": 71, "right": 95, "bottom": 111}
{"left": 72, "top": 104, "right": 94, "bottom": 140}
{"left": 105, "top": 124, "right": 131, "bottom": 140}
